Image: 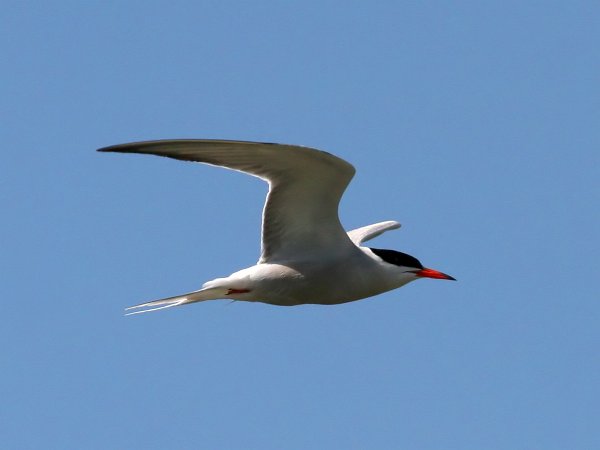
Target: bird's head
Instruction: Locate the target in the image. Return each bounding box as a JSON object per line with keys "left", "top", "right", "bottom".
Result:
{"left": 368, "top": 247, "right": 456, "bottom": 282}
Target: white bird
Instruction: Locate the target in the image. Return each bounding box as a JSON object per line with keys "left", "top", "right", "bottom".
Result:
{"left": 98, "top": 140, "right": 455, "bottom": 314}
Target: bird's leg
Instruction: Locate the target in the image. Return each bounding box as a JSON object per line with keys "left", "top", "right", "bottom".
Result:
{"left": 226, "top": 288, "right": 251, "bottom": 295}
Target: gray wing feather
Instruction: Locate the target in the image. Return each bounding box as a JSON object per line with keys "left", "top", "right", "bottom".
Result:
{"left": 98, "top": 139, "right": 356, "bottom": 262}
{"left": 347, "top": 221, "right": 401, "bottom": 245}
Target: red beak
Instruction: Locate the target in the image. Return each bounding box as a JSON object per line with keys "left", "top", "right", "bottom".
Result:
{"left": 414, "top": 268, "right": 456, "bottom": 281}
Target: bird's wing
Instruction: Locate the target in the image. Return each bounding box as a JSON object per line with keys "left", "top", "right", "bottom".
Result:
{"left": 347, "top": 221, "right": 401, "bottom": 245}
{"left": 98, "top": 139, "right": 356, "bottom": 262}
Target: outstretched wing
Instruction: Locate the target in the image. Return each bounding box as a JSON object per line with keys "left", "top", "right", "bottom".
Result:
{"left": 347, "top": 221, "right": 401, "bottom": 245}
{"left": 98, "top": 139, "right": 357, "bottom": 262}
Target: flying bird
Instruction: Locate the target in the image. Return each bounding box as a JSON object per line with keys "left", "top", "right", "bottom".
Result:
{"left": 98, "top": 140, "right": 455, "bottom": 314}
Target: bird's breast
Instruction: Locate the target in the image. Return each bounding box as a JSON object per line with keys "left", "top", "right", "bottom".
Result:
{"left": 239, "top": 251, "right": 399, "bottom": 306}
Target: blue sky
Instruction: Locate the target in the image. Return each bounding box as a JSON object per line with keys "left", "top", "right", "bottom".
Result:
{"left": 2, "top": 1, "right": 598, "bottom": 449}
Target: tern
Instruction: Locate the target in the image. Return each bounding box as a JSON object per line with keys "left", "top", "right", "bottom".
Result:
{"left": 99, "top": 140, "right": 455, "bottom": 314}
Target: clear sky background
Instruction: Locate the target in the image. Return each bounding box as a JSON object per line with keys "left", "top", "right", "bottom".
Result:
{"left": 2, "top": 1, "right": 598, "bottom": 449}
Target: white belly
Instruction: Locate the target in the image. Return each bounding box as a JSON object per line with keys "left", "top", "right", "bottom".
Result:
{"left": 212, "top": 250, "right": 410, "bottom": 306}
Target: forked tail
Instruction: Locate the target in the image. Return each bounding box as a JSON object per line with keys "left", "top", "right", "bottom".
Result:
{"left": 125, "top": 287, "right": 226, "bottom": 315}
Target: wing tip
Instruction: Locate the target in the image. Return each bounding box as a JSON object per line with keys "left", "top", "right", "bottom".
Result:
{"left": 97, "top": 143, "right": 144, "bottom": 154}
{"left": 97, "top": 139, "right": 281, "bottom": 154}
